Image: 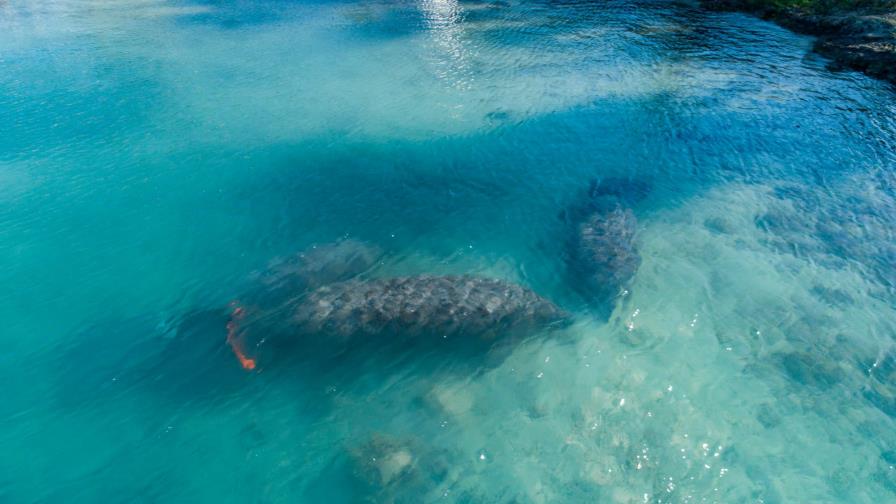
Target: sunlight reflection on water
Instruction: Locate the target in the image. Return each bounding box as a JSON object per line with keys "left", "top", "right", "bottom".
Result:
{"left": 1, "top": 0, "right": 895, "bottom": 502}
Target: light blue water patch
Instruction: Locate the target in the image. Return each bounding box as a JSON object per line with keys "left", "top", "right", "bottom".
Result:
{"left": 1, "top": 0, "right": 896, "bottom": 502}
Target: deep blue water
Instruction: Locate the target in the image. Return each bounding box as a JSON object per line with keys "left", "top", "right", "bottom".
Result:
{"left": 2, "top": 0, "right": 896, "bottom": 502}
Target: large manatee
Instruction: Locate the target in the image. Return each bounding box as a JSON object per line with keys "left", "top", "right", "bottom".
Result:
{"left": 293, "top": 275, "right": 566, "bottom": 339}
{"left": 563, "top": 178, "right": 646, "bottom": 304}
{"left": 228, "top": 275, "right": 567, "bottom": 368}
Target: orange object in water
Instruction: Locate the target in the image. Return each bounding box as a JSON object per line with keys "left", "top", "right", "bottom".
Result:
{"left": 226, "top": 302, "right": 256, "bottom": 371}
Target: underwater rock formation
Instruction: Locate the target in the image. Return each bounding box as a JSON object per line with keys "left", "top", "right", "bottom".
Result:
{"left": 563, "top": 178, "right": 646, "bottom": 304}
{"left": 350, "top": 434, "right": 420, "bottom": 489}
{"left": 703, "top": 0, "right": 896, "bottom": 85}
{"left": 229, "top": 275, "right": 567, "bottom": 368}
{"left": 348, "top": 433, "right": 456, "bottom": 502}
{"left": 756, "top": 181, "right": 896, "bottom": 291}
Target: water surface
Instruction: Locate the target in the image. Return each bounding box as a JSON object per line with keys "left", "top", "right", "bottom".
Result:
{"left": 2, "top": 0, "right": 896, "bottom": 502}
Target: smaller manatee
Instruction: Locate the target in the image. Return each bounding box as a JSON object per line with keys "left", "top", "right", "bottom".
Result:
{"left": 250, "top": 239, "right": 382, "bottom": 307}
{"left": 563, "top": 178, "right": 647, "bottom": 305}
{"left": 570, "top": 206, "right": 640, "bottom": 300}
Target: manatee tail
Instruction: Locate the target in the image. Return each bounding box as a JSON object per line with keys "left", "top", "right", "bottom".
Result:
{"left": 226, "top": 301, "right": 256, "bottom": 371}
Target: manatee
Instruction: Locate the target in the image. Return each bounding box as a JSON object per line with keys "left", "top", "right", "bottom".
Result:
{"left": 228, "top": 239, "right": 384, "bottom": 368}
{"left": 563, "top": 178, "right": 645, "bottom": 303}
{"left": 293, "top": 275, "right": 566, "bottom": 338}
{"left": 249, "top": 239, "right": 383, "bottom": 308}
{"left": 570, "top": 207, "right": 640, "bottom": 299}
{"left": 228, "top": 275, "right": 567, "bottom": 368}
{"left": 350, "top": 434, "right": 419, "bottom": 489}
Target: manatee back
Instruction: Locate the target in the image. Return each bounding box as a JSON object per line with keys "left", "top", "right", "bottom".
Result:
{"left": 293, "top": 275, "right": 566, "bottom": 342}
{"left": 564, "top": 179, "right": 645, "bottom": 306}
{"left": 573, "top": 208, "right": 640, "bottom": 297}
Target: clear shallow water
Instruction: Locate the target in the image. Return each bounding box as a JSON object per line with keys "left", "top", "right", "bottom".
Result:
{"left": 2, "top": 0, "right": 896, "bottom": 501}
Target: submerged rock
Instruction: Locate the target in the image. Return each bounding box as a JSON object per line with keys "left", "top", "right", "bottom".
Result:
{"left": 351, "top": 434, "right": 418, "bottom": 488}
{"left": 703, "top": 1, "right": 896, "bottom": 85}
{"left": 424, "top": 379, "right": 475, "bottom": 417}
{"left": 563, "top": 178, "right": 645, "bottom": 304}
{"left": 348, "top": 433, "right": 455, "bottom": 502}
{"left": 757, "top": 181, "right": 896, "bottom": 290}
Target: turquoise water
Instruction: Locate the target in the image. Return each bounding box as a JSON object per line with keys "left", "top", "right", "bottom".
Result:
{"left": 2, "top": 0, "right": 896, "bottom": 501}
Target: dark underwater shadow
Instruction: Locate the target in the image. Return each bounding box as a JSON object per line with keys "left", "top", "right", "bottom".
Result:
{"left": 177, "top": 0, "right": 428, "bottom": 36}
{"left": 48, "top": 309, "right": 351, "bottom": 434}
{"left": 51, "top": 308, "right": 258, "bottom": 411}
{"left": 173, "top": 0, "right": 297, "bottom": 30}
{"left": 51, "top": 231, "right": 571, "bottom": 416}
{"left": 51, "top": 294, "right": 568, "bottom": 421}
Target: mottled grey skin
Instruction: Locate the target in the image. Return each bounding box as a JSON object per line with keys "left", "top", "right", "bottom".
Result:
{"left": 230, "top": 245, "right": 566, "bottom": 367}
{"left": 290, "top": 275, "right": 567, "bottom": 343}
{"left": 564, "top": 178, "right": 645, "bottom": 302}
{"left": 570, "top": 207, "right": 640, "bottom": 299}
